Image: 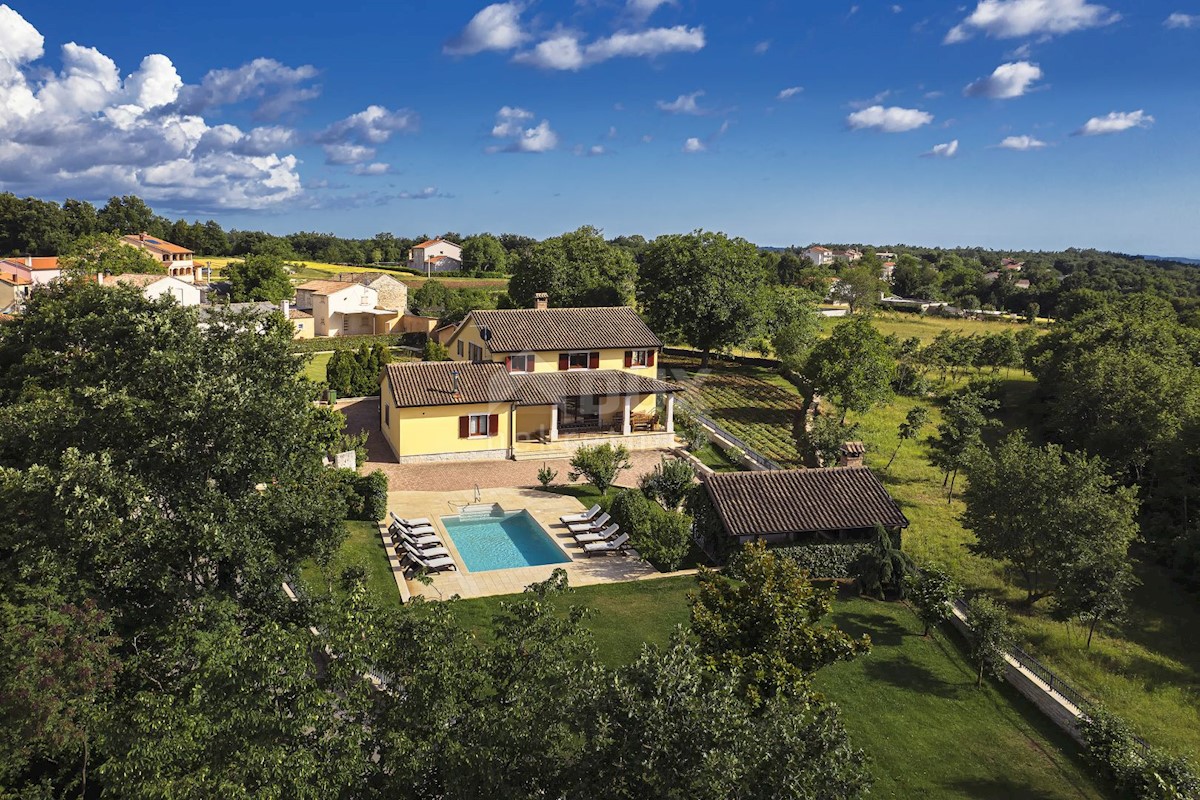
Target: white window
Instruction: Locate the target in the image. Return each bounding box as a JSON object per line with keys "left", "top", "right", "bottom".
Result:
{"left": 469, "top": 414, "right": 489, "bottom": 437}
{"left": 630, "top": 350, "right": 650, "bottom": 368}
{"left": 567, "top": 352, "right": 592, "bottom": 370}
{"left": 508, "top": 354, "right": 535, "bottom": 373}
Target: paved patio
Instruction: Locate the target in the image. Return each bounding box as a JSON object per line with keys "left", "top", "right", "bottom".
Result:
{"left": 387, "top": 487, "right": 663, "bottom": 599}
{"left": 340, "top": 397, "right": 677, "bottom": 492}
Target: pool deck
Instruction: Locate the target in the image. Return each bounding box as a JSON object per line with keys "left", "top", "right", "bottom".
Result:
{"left": 387, "top": 488, "right": 661, "bottom": 599}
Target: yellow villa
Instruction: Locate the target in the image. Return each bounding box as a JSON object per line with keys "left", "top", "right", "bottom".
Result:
{"left": 379, "top": 293, "right": 679, "bottom": 462}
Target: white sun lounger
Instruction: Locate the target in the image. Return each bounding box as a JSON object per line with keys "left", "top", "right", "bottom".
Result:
{"left": 574, "top": 523, "right": 620, "bottom": 545}
{"left": 400, "top": 530, "right": 443, "bottom": 548}
{"left": 403, "top": 542, "right": 456, "bottom": 572}
{"left": 389, "top": 518, "right": 436, "bottom": 537}
{"left": 568, "top": 512, "right": 611, "bottom": 534}
{"left": 583, "top": 531, "right": 630, "bottom": 557}
{"left": 389, "top": 512, "right": 433, "bottom": 528}
{"left": 559, "top": 504, "right": 601, "bottom": 525}
{"left": 399, "top": 532, "right": 449, "bottom": 557}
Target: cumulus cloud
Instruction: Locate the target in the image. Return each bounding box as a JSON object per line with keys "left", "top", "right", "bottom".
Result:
{"left": 487, "top": 106, "right": 558, "bottom": 153}
{"left": 997, "top": 134, "right": 1047, "bottom": 149}
{"left": 753, "top": 40, "right": 771, "bottom": 54}
{"left": 174, "top": 57, "right": 319, "bottom": 120}
{"left": 945, "top": 0, "right": 1119, "bottom": 43}
{"left": 923, "top": 139, "right": 959, "bottom": 157}
{"left": 317, "top": 104, "right": 418, "bottom": 145}
{"left": 0, "top": 4, "right": 312, "bottom": 210}
{"left": 444, "top": 2, "right": 528, "bottom": 55}
{"left": 1074, "top": 109, "right": 1154, "bottom": 135}
{"left": 846, "top": 105, "right": 933, "bottom": 132}
{"left": 323, "top": 143, "right": 376, "bottom": 165}
{"left": 682, "top": 137, "right": 705, "bottom": 153}
{"left": 1165, "top": 12, "right": 1199, "bottom": 27}
{"left": 777, "top": 86, "right": 804, "bottom": 100}
{"left": 627, "top": 0, "right": 673, "bottom": 19}
{"left": 964, "top": 61, "right": 1043, "bottom": 99}
{"left": 513, "top": 25, "right": 704, "bottom": 70}
{"left": 573, "top": 144, "right": 608, "bottom": 157}
{"left": 656, "top": 90, "right": 706, "bottom": 114}
{"left": 351, "top": 162, "right": 391, "bottom": 176}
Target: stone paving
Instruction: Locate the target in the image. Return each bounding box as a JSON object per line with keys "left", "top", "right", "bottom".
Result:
{"left": 388, "top": 487, "right": 666, "bottom": 599}
{"left": 339, "top": 397, "right": 677, "bottom": 492}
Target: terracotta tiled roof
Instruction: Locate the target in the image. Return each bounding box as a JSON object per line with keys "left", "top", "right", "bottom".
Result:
{"left": 27, "top": 257, "right": 59, "bottom": 270}
{"left": 121, "top": 234, "right": 193, "bottom": 255}
{"left": 704, "top": 467, "right": 909, "bottom": 538}
{"left": 384, "top": 361, "right": 517, "bottom": 408}
{"left": 840, "top": 441, "right": 867, "bottom": 456}
{"left": 295, "top": 279, "right": 361, "bottom": 296}
{"left": 512, "top": 369, "right": 678, "bottom": 406}
{"left": 412, "top": 238, "right": 460, "bottom": 249}
{"left": 466, "top": 306, "right": 662, "bottom": 354}
{"left": 289, "top": 308, "right": 312, "bottom": 319}
{"left": 806, "top": 246, "right": 832, "bottom": 252}
{"left": 335, "top": 272, "right": 403, "bottom": 286}
{"left": 0, "top": 313, "right": 13, "bottom": 322}
{"left": 101, "top": 273, "right": 172, "bottom": 288}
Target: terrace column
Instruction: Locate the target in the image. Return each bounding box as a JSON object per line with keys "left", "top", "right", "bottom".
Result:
{"left": 665, "top": 394, "right": 675, "bottom": 433}
{"left": 622, "top": 395, "right": 632, "bottom": 435}
{"left": 549, "top": 404, "right": 559, "bottom": 442}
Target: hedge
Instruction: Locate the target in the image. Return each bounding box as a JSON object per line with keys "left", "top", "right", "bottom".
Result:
{"left": 333, "top": 469, "right": 390, "bottom": 521}
{"left": 773, "top": 543, "right": 873, "bottom": 579}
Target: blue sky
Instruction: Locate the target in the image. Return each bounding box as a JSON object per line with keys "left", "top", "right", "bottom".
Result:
{"left": 1, "top": 1, "right": 1197, "bottom": 255}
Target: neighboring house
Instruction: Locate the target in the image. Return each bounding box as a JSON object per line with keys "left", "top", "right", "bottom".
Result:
{"left": 703, "top": 467, "right": 909, "bottom": 546}
{"left": 834, "top": 248, "right": 863, "bottom": 263}
{"left": 879, "top": 295, "right": 947, "bottom": 313}
{"left": 335, "top": 272, "right": 409, "bottom": 311}
{"left": 982, "top": 271, "right": 1000, "bottom": 283}
{"left": 880, "top": 261, "right": 896, "bottom": 281}
{"left": 876, "top": 251, "right": 897, "bottom": 261}
{"left": 101, "top": 273, "right": 203, "bottom": 306}
{"left": 380, "top": 293, "right": 679, "bottom": 463}
{"left": 407, "top": 238, "right": 462, "bottom": 274}
{"left": 1001, "top": 258, "right": 1024, "bottom": 271}
{"left": 803, "top": 246, "right": 834, "bottom": 267}
{"left": 294, "top": 279, "right": 400, "bottom": 336}
{"left": 0, "top": 270, "right": 32, "bottom": 312}
{"left": 197, "top": 300, "right": 313, "bottom": 339}
{"left": 1014, "top": 279, "right": 1031, "bottom": 290}
{"left": 1, "top": 256, "right": 61, "bottom": 285}
{"left": 120, "top": 233, "right": 199, "bottom": 282}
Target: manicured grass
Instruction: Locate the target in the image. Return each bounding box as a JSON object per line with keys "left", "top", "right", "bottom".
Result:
{"left": 304, "top": 351, "right": 332, "bottom": 382}
{"left": 662, "top": 355, "right": 806, "bottom": 468}
{"left": 818, "top": 311, "right": 1045, "bottom": 344}
{"left": 691, "top": 442, "right": 742, "bottom": 472}
{"left": 299, "top": 520, "right": 397, "bottom": 606}
{"left": 449, "top": 578, "right": 1107, "bottom": 800}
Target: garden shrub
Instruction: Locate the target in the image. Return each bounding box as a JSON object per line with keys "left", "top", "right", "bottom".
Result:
{"left": 1078, "top": 708, "right": 1200, "bottom": 800}
{"left": 290, "top": 333, "right": 404, "bottom": 354}
{"left": 639, "top": 457, "right": 696, "bottom": 511}
{"left": 773, "top": 543, "right": 873, "bottom": 579}
{"left": 326, "top": 344, "right": 392, "bottom": 398}
{"left": 332, "top": 468, "right": 389, "bottom": 521}
{"left": 610, "top": 489, "right": 693, "bottom": 571}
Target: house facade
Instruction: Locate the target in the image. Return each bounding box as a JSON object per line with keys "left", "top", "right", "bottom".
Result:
{"left": 379, "top": 295, "right": 679, "bottom": 463}
{"left": 294, "top": 279, "right": 401, "bottom": 337}
{"left": 407, "top": 238, "right": 463, "bottom": 274}
{"left": 120, "top": 233, "right": 198, "bottom": 282}
{"left": 101, "top": 273, "right": 203, "bottom": 306}
{"left": 803, "top": 246, "right": 834, "bottom": 267}
{"left": 335, "top": 272, "right": 409, "bottom": 311}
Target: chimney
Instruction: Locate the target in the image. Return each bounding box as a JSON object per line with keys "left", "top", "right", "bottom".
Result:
{"left": 24, "top": 255, "right": 32, "bottom": 267}
{"left": 838, "top": 441, "right": 866, "bottom": 468}
{"left": 139, "top": 231, "right": 146, "bottom": 242}
{"left": 281, "top": 298, "right": 290, "bottom": 318}
{"left": 450, "top": 368, "right": 461, "bottom": 399}
{"left": 533, "top": 292, "right": 549, "bottom": 310}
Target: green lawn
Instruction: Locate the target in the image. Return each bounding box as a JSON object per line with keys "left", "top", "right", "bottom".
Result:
{"left": 818, "top": 311, "right": 1045, "bottom": 344}
{"left": 299, "top": 520, "right": 397, "bottom": 606}
{"left": 449, "top": 578, "right": 1107, "bottom": 800}
{"left": 691, "top": 441, "right": 742, "bottom": 472}
{"left": 302, "top": 348, "right": 413, "bottom": 384}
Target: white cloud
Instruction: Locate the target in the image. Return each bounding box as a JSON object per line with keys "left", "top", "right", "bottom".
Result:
{"left": 573, "top": 144, "right": 608, "bottom": 157}
{"left": 514, "top": 25, "right": 704, "bottom": 70}
{"left": 682, "top": 137, "right": 705, "bottom": 153}
{"left": 656, "top": 90, "right": 706, "bottom": 114}
{"left": 892, "top": 4, "right": 904, "bottom": 12}
{"left": 777, "top": 86, "right": 804, "bottom": 100}
{"left": 1164, "top": 12, "right": 1200, "bottom": 27}
{"left": 1075, "top": 109, "right": 1154, "bottom": 135}
{"left": 487, "top": 106, "right": 558, "bottom": 153}
{"left": 945, "top": 0, "right": 1119, "bottom": 43}
{"left": 924, "top": 139, "right": 959, "bottom": 157}
{"left": 627, "top": 0, "right": 673, "bottom": 19}
{"left": 847, "top": 105, "right": 933, "bottom": 132}
{"left": 174, "top": 57, "right": 319, "bottom": 120}
{"left": 754, "top": 40, "right": 771, "bottom": 54}
{"left": 997, "top": 134, "right": 1047, "bottom": 149}
{"left": 964, "top": 61, "right": 1043, "bottom": 98}
{"left": 444, "top": 2, "right": 528, "bottom": 55}
{"left": 318, "top": 104, "right": 418, "bottom": 145}
{"left": 351, "top": 162, "right": 391, "bottom": 176}
{"left": 323, "top": 143, "right": 375, "bottom": 165}
{"left": 0, "top": 5, "right": 310, "bottom": 209}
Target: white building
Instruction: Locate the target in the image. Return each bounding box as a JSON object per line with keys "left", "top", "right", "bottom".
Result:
{"left": 804, "top": 246, "right": 834, "bottom": 267}
{"left": 294, "top": 279, "right": 399, "bottom": 336}
{"left": 407, "top": 238, "right": 463, "bottom": 275}
{"left": 0, "top": 256, "right": 62, "bottom": 285}
{"left": 101, "top": 273, "right": 203, "bottom": 306}
{"left": 120, "top": 233, "right": 199, "bottom": 283}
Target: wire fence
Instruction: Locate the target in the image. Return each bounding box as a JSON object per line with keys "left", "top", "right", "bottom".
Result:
{"left": 677, "top": 399, "right": 785, "bottom": 471}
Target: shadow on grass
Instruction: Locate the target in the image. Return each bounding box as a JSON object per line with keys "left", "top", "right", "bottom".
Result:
{"left": 836, "top": 611, "right": 910, "bottom": 648}
{"left": 944, "top": 777, "right": 1073, "bottom": 800}
{"left": 862, "top": 653, "right": 968, "bottom": 700}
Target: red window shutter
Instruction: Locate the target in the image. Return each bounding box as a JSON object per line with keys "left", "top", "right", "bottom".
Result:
{"left": 505, "top": 356, "right": 512, "bottom": 371}
{"left": 589, "top": 352, "right": 600, "bottom": 369}
{"left": 488, "top": 414, "right": 499, "bottom": 437}
{"left": 558, "top": 353, "right": 569, "bottom": 370}
{"left": 648, "top": 350, "right": 656, "bottom": 367}
{"left": 459, "top": 416, "right": 469, "bottom": 438}
{"left": 624, "top": 351, "right": 632, "bottom": 368}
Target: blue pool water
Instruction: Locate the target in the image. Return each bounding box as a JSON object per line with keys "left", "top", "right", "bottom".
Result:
{"left": 440, "top": 509, "right": 571, "bottom": 572}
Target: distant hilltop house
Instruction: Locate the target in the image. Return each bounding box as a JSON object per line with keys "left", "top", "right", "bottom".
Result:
{"left": 120, "top": 233, "right": 206, "bottom": 283}
{"left": 407, "top": 238, "right": 462, "bottom": 275}
{"left": 833, "top": 248, "right": 863, "bottom": 263}
{"left": 881, "top": 261, "right": 896, "bottom": 281}
{"left": 803, "top": 246, "right": 834, "bottom": 267}
{"left": 1001, "top": 258, "right": 1024, "bottom": 271}
{"left": 100, "top": 273, "right": 203, "bottom": 306}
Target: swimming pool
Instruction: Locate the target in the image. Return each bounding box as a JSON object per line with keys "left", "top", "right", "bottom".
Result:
{"left": 440, "top": 508, "right": 571, "bottom": 572}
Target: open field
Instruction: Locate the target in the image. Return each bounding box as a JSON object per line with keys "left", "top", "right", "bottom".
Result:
{"left": 450, "top": 578, "right": 1107, "bottom": 800}
{"left": 199, "top": 256, "right": 510, "bottom": 290}
{"left": 818, "top": 310, "right": 1045, "bottom": 344}
{"left": 299, "top": 520, "right": 397, "bottom": 605}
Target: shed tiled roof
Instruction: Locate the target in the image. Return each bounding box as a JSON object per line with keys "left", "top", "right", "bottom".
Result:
{"left": 466, "top": 306, "right": 662, "bottom": 354}
{"left": 384, "top": 361, "right": 517, "bottom": 408}
{"left": 704, "top": 467, "right": 908, "bottom": 538}
{"left": 295, "top": 279, "right": 361, "bottom": 296}
{"left": 512, "top": 369, "right": 678, "bottom": 406}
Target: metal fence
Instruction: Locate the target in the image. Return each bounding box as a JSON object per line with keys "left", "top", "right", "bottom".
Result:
{"left": 677, "top": 399, "right": 785, "bottom": 471}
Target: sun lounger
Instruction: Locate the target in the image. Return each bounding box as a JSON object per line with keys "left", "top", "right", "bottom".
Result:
{"left": 583, "top": 531, "right": 630, "bottom": 557}
{"left": 403, "top": 542, "right": 456, "bottom": 572}
{"left": 400, "top": 530, "right": 443, "bottom": 548}
{"left": 559, "top": 504, "right": 601, "bottom": 525}
{"left": 568, "top": 512, "right": 611, "bottom": 534}
{"left": 399, "top": 532, "right": 449, "bottom": 557}
{"left": 574, "top": 523, "right": 620, "bottom": 545}
{"left": 389, "top": 518, "right": 436, "bottom": 537}
{"left": 389, "top": 512, "right": 433, "bottom": 528}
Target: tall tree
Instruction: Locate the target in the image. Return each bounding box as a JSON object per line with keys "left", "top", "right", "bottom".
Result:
{"left": 59, "top": 233, "right": 165, "bottom": 276}
{"left": 801, "top": 315, "right": 895, "bottom": 422}
{"left": 509, "top": 226, "right": 636, "bottom": 308}
{"left": 966, "top": 596, "right": 1010, "bottom": 687}
{"left": 638, "top": 230, "right": 768, "bottom": 368}
{"left": 926, "top": 387, "right": 999, "bottom": 500}
{"left": 461, "top": 233, "right": 509, "bottom": 275}
{"left": 96, "top": 195, "right": 160, "bottom": 236}
{"left": 831, "top": 264, "right": 884, "bottom": 314}
{"left": 225, "top": 254, "right": 295, "bottom": 303}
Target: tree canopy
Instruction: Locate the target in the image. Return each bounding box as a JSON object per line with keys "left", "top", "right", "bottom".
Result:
{"left": 509, "top": 226, "right": 636, "bottom": 308}
{"left": 224, "top": 253, "right": 295, "bottom": 303}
